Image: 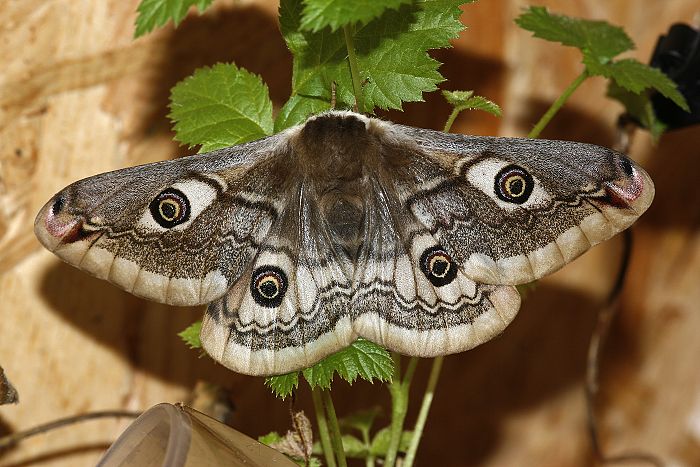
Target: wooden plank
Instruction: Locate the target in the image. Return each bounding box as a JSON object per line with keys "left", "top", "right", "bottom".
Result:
{"left": 1, "top": 1, "right": 699, "bottom": 466}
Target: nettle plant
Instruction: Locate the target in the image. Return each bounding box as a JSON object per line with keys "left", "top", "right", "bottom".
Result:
{"left": 135, "top": 1, "right": 686, "bottom": 466}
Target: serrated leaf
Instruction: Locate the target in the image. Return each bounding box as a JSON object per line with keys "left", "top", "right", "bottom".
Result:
{"left": 341, "top": 434, "right": 369, "bottom": 458}
{"left": 515, "top": 6, "right": 633, "bottom": 64}
{"left": 302, "top": 339, "right": 394, "bottom": 390}
{"left": 259, "top": 431, "right": 284, "bottom": 445}
{"left": 169, "top": 63, "right": 274, "bottom": 152}
{"left": 178, "top": 321, "right": 202, "bottom": 349}
{"left": 275, "top": 95, "right": 330, "bottom": 131}
{"left": 369, "top": 427, "right": 413, "bottom": 456}
{"left": 300, "top": 0, "right": 412, "bottom": 32}
{"left": 280, "top": 0, "right": 471, "bottom": 112}
{"left": 442, "top": 90, "right": 502, "bottom": 116}
{"left": 607, "top": 81, "right": 667, "bottom": 141}
{"left": 339, "top": 407, "right": 382, "bottom": 438}
{"left": 134, "top": 0, "right": 214, "bottom": 37}
{"left": 590, "top": 59, "right": 689, "bottom": 111}
{"left": 265, "top": 372, "right": 300, "bottom": 399}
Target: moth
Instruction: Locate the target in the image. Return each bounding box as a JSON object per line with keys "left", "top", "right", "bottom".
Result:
{"left": 35, "top": 111, "right": 654, "bottom": 376}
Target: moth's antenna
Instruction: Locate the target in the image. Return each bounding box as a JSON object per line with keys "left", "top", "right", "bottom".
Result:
{"left": 330, "top": 81, "right": 337, "bottom": 110}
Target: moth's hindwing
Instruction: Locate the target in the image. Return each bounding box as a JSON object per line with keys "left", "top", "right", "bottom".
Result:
{"left": 200, "top": 184, "right": 356, "bottom": 376}
{"left": 34, "top": 111, "right": 654, "bottom": 376}
{"left": 351, "top": 177, "right": 521, "bottom": 357}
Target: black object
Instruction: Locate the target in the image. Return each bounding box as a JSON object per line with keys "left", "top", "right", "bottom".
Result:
{"left": 650, "top": 23, "right": 700, "bottom": 130}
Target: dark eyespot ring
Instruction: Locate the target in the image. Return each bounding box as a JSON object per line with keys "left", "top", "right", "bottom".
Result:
{"left": 251, "top": 266, "right": 288, "bottom": 308}
{"left": 420, "top": 246, "right": 458, "bottom": 287}
{"left": 51, "top": 195, "right": 65, "bottom": 215}
{"left": 149, "top": 188, "right": 190, "bottom": 228}
{"left": 619, "top": 157, "right": 634, "bottom": 177}
{"left": 494, "top": 164, "right": 534, "bottom": 204}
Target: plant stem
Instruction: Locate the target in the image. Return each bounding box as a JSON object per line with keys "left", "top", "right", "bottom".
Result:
{"left": 363, "top": 424, "right": 375, "bottom": 467}
{"left": 443, "top": 108, "right": 460, "bottom": 133}
{"left": 311, "top": 387, "right": 337, "bottom": 467}
{"left": 384, "top": 354, "right": 418, "bottom": 467}
{"left": 343, "top": 24, "right": 364, "bottom": 112}
{"left": 528, "top": 70, "right": 588, "bottom": 139}
{"left": 403, "top": 356, "right": 444, "bottom": 467}
{"left": 392, "top": 105, "right": 463, "bottom": 466}
{"left": 321, "top": 388, "right": 347, "bottom": 467}
{"left": 404, "top": 357, "right": 419, "bottom": 383}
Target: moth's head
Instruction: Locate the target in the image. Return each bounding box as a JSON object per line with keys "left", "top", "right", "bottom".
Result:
{"left": 295, "top": 111, "right": 372, "bottom": 156}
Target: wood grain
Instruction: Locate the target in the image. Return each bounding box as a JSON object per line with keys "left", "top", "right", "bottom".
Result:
{"left": 1, "top": 1, "right": 699, "bottom": 466}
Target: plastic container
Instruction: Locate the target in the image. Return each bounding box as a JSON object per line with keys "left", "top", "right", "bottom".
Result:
{"left": 97, "top": 403, "right": 295, "bottom": 467}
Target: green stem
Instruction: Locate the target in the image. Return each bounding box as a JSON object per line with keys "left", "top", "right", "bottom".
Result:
{"left": 528, "top": 70, "right": 588, "bottom": 139}
{"left": 321, "top": 388, "right": 347, "bottom": 467}
{"left": 384, "top": 354, "right": 417, "bottom": 467}
{"left": 404, "top": 357, "right": 419, "bottom": 384}
{"left": 343, "top": 24, "right": 364, "bottom": 112}
{"left": 403, "top": 356, "right": 444, "bottom": 467}
{"left": 366, "top": 443, "right": 375, "bottom": 467}
{"left": 362, "top": 424, "right": 375, "bottom": 467}
{"left": 443, "top": 108, "right": 460, "bottom": 133}
{"left": 312, "top": 387, "right": 337, "bottom": 467}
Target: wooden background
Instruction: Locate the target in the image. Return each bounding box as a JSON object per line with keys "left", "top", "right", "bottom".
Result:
{"left": 1, "top": 0, "right": 699, "bottom": 465}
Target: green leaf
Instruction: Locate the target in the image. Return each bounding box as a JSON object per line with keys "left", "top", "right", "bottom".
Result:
{"left": 341, "top": 434, "right": 369, "bottom": 458}
{"left": 339, "top": 407, "right": 382, "bottom": 438}
{"left": 515, "top": 6, "right": 634, "bottom": 65}
{"left": 258, "top": 431, "right": 284, "bottom": 445}
{"left": 607, "top": 81, "right": 666, "bottom": 141}
{"left": 300, "top": 0, "right": 412, "bottom": 32}
{"left": 178, "top": 321, "right": 202, "bottom": 349}
{"left": 302, "top": 339, "right": 394, "bottom": 390}
{"left": 369, "top": 427, "right": 413, "bottom": 456}
{"left": 514, "top": 6, "right": 688, "bottom": 133}
{"left": 274, "top": 95, "right": 330, "bottom": 131}
{"left": 265, "top": 372, "right": 300, "bottom": 400}
{"left": 280, "top": 0, "right": 471, "bottom": 112}
{"left": 442, "top": 90, "right": 502, "bottom": 116}
{"left": 169, "top": 63, "right": 274, "bottom": 152}
{"left": 134, "top": 0, "right": 214, "bottom": 37}
{"left": 589, "top": 58, "right": 689, "bottom": 111}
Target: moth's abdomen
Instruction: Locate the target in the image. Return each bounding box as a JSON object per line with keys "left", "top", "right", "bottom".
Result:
{"left": 321, "top": 192, "right": 364, "bottom": 260}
